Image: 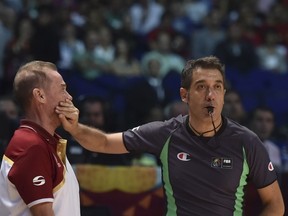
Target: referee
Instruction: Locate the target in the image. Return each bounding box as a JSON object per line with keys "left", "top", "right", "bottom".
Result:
{"left": 57, "top": 56, "right": 284, "bottom": 216}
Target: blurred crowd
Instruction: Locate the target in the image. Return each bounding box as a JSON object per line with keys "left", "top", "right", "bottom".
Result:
{"left": 0, "top": 0, "right": 288, "bottom": 213}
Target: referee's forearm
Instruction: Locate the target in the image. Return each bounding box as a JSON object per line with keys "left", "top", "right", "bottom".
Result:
{"left": 71, "top": 123, "right": 108, "bottom": 153}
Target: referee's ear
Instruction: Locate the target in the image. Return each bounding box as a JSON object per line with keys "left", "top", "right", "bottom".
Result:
{"left": 180, "top": 87, "right": 188, "bottom": 104}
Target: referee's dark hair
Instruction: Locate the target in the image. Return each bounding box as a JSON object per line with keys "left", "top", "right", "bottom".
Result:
{"left": 181, "top": 56, "right": 226, "bottom": 90}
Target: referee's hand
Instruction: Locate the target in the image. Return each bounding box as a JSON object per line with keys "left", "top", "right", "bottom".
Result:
{"left": 56, "top": 99, "right": 79, "bottom": 135}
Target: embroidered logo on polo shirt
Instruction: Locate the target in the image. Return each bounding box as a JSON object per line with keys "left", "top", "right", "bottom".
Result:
{"left": 211, "top": 157, "right": 233, "bottom": 169}
{"left": 33, "top": 176, "right": 45, "bottom": 186}
{"left": 177, "top": 152, "right": 191, "bottom": 161}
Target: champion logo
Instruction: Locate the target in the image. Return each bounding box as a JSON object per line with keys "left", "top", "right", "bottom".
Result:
{"left": 268, "top": 162, "right": 274, "bottom": 171}
{"left": 33, "top": 176, "right": 46, "bottom": 186}
{"left": 177, "top": 152, "right": 191, "bottom": 161}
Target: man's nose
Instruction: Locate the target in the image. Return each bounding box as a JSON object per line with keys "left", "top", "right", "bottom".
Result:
{"left": 206, "top": 87, "right": 215, "bottom": 100}
{"left": 67, "top": 93, "right": 73, "bottom": 101}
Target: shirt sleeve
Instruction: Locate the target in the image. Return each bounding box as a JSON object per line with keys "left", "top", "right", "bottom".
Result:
{"left": 123, "top": 121, "right": 170, "bottom": 156}
{"left": 245, "top": 135, "right": 278, "bottom": 189}
{"left": 8, "top": 145, "right": 54, "bottom": 205}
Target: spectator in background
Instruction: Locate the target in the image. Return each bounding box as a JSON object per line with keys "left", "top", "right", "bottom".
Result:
{"left": 183, "top": 0, "right": 210, "bottom": 27}
{"left": 111, "top": 38, "right": 141, "bottom": 76}
{"left": 147, "top": 10, "right": 190, "bottom": 59}
{"left": 2, "top": 0, "right": 23, "bottom": 13}
{"left": 168, "top": 1, "right": 194, "bottom": 38}
{"left": 214, "top": 21, "right": 257, "bottom": 73}
{"left": 125, "top": 53, "right": 181, "bottom": 129}
{"left": 73, "top": 28, "right": 111, "bottom": 79}
{"left": 84, "top": 6, "right": 106, "bottom": 32}
{"left": 112, "top": 13, "right": 139, "bottom": 56}
{"left": 30, "top": 4, "right": 60, "bottom": 63}
{"left": 125, "top": 58, "right": 164, "bottom": 129}
{"left": 94, "top": 26, "right": 115, "bottom": 67}
{"left": 141, "top": 31, "right": 185, "bottom": 78}
{"left": 57, "top": 22, "right": 85, "bottom": 71}
{"left": 249, "top": 106, "right": 282, "bottom": 175}
{"left": 222, "top": 89, "right": 247, "bottom": 125}
{"left": 4, "top": 17, "right": 34, "bottom": 91}
{"left": 0, "top": 3, "right": 15, "bottom": 94}
{"left": 104, "top": 0, "right": 128, "bottom": 31}
{"left": 0, "top": 95, "right": 20, "bottom": 160}
{"left": 191, "top": 8, "right": 225, "bottom": 58}
{"left": 0, "top": 112, "right": 14, "bottom": 161}
{"left": 244, "top": 106, "right": 282, "bottom": 216}
{"left": 164, "top": 100, "right": 188, "bottom": 120}
{"left": 259, "top": 1, "right": 288, "bottom": 46}
{"left": 143, "top": 58, "right": 165, "bottom": 103}
{"left": 78, "top": 96, "right": 108, "bottom": 130}
{"left": 129, "top": 55, "right": 182, "bottom": 123}
{"left": 69, "top": 1, "right": 89, "bottom": 29}
{"left": 256, "top": 0, "right": 277, "bottom": 16}
{"left": 129, "top": 0, "right": 164, "bottom": 36}
{"left": 256, "top": 29, "right": 287, "bottom": 74}
{"left": 237, "top": 2, "right": 263, "bottom": 47}
{"left": 0, "top": 95, "right": 20, "bottom": 121}
{"left": 147, "top": 11, "right": 178, "bottom": 50}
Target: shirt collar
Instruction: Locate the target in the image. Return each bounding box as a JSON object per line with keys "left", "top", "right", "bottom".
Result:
{"left": 20, "top": 119, "right": 61, "bottom": 146}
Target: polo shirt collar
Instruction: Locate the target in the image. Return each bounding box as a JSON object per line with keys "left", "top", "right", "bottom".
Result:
{"left": 20, "top": 119, "right": 60, "bottom": 146}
